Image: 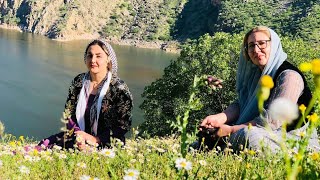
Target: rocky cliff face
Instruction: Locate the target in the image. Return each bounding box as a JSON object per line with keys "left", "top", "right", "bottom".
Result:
{"left": 0, "top": 0, "right": 121, "bottom": 40}
{"left": 0, "top": 0, "right": 215, "bottom": 51}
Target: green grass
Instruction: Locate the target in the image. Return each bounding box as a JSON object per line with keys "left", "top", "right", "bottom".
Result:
{"left": 0, "top": 134, "right": 319, "bottom": 179}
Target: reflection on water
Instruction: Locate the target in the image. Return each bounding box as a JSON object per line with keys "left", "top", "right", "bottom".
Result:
{"left": 0, "top": 29, "right": 178, "bottom": 140}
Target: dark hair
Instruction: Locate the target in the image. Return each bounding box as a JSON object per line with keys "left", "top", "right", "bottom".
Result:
{"left": 242, "top": 26, "right": 271, "bottom": 60}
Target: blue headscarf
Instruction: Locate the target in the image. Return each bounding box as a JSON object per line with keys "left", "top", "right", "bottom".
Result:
{"left": 235, "top": 28, "right": 287, "bottom": 125}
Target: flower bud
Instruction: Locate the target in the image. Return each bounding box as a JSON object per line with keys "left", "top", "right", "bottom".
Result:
{"left": 311, "top": 59, "right": 320, "bottom": 75}
{"left": 260, "top": 75, "right": 274, "bottom": 89}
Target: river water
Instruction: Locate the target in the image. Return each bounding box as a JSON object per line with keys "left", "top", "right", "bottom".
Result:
{"left": 0, "top": 29, "right": 177, "bottom": 140}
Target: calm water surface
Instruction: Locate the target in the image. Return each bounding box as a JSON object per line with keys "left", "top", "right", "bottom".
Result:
{"left": 0, "top": 29, "right": 178, "bottom": 140}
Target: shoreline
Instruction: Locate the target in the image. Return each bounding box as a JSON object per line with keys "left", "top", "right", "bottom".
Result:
{"left": 0, "top": 25, "right": 180, "bottom": 54}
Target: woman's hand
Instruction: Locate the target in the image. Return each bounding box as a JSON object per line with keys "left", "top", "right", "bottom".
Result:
{"left": 200, "top": 113, "right": 227, "bottom": 129}
{"left": 216, "top": 124, "right": 234, "bottom": 137}
{"left": 74, "top": 131, "right": 100, "bottom": 148}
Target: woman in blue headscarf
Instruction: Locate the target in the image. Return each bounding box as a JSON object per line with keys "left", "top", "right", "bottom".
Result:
{"left": 38, "top": 39, "right": 133, "bottom": 150}
{"left": 200, "top": 26, "right": 319, "bottom": 152}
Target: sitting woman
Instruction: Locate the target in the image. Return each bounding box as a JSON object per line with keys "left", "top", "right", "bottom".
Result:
{"left": 200, "top": 26, "right": 319, "bottom": 152}
{"left": 39, "top": 39, "right": 133, "bottom": 150}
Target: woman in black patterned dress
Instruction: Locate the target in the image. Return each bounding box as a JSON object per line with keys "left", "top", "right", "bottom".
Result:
{"left": 39, "top": 39, "right": 133, "bottom": 150}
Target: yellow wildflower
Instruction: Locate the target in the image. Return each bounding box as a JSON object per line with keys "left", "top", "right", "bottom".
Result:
{"left": 248, "top": 123, "right": 252, "bottom": 130}
{"left": 295, "top": 153, "right": 303, "bottom": 161}
{"left": 19, "top": 136, "right": 24, "bottom": 142}
{"left": 9, "top": 141, "right": 16, "bottom": 147}
{"left": 32, "top": 149, "right": 39, "bottom": 156}
{"left": 260, "top": 75, "right": 274, "bottom": 89}
{"left": 246, "top": 163, "right": 251, "bottom": 169}
{"left": 298, "top": 131, "right": 305, "bottom": 138}
{"left": 308, "top": 113, "right": 319, "bottom": 124}
{"left": 311, "top": 152, "right": 319, "bottom": 161}
{"left": 299, "top": 62, "right": 312, "bottom": 72}
{"left": 311, "top": 59, "right": 320, "bottom": 75}
{"left": 299, "top": 104, "right": 306, "bottom": 114}
{"left": 248, "top": 150, "right": 256, "bottom": 156}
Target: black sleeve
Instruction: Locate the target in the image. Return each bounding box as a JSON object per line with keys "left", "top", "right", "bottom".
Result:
{"left": 64, "top": 74, "right": 84, "bottom": 125}
{"left": 97, "top": 80, "right": 133, "bottom": 147}
{"left": 111, "top": 82, "right": 133, "bottom": 143}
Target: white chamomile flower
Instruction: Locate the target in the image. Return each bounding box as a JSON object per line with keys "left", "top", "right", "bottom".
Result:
{"left": 199, "top": 160, "right": 207, "bottom": 166}
{"left": 77, "top": 162, "right": 87, "bottom": 169}
{"left": 130, "top": 159, "right": 137, "bottom": 164}
{"left": 79, "top": 175, "right": 90, "bottom": 180}
{"left": 79, "top": 175, "right": 99, "bottom": 180}
{"left": 100, "top": 149, "right": 115, "bottom": 158}
{"left": 59, "top": 153, "right": 67, "bottom": 159}
{"left": 124, "top": 169, "right": 140, "bottom": 180}
{"left": 53, "top": 145, "right": 62, "bottom": 151}
{"left": 24, "top": 155, "right": 33, "bottom": 162}
{"left": 19, "top": 165, "right": 30, "bottom": 174}
{"left": 175, "top": 158, "right": 192, "bottom": 171}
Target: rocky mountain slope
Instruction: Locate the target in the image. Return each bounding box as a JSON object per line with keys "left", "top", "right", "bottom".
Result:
{"left": 0, "top": 0, "right": 119, "bottom": 39}
{"left": 1, "top": 0, "right": 319, "bottom": 50}
{"left": 0, "top": 0, "right": 188, "bottom": 51}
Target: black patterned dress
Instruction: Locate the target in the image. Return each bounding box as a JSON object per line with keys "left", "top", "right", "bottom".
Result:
{"left": 39, "top": 73, "right": 133, "bottom": 149}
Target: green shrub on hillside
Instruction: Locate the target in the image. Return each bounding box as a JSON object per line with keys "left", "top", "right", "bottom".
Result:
{"left": 212, "top": 0, "right": 320, "bottom": 44}
{"left": 295, "top": 4, "right": 320, "bottom": 44}
{"left": 213, "top": 0, "right": 282, "bottom": 34}
{"left": 2, "top": 14, "right": 20, "bottom": 26}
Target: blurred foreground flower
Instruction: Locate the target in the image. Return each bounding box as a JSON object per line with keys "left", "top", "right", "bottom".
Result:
{"left": 300, "top": 59, "right": 320, "bottom": 88}
{"left": 260, "top": 75, "right": 274, "bottom": 89}
{"left": 257, "top": 75, "right": 274, "bottom": 113}
{"left": 19, "top": 165, "right": 30, "bottom": 174}
{"left": 175, "top": 158, "right": 192, "bottom": 171}
{"left": 308, "top": 113, "right": 319, "bottom": 124}
{"left": 269, "top": 97, "right": 299, "bottom": 125}
{"left": 300, "top": 59, "right": 320, "bottom": 75}
{"left": 124, "top": 169, "right": 140, "bottom": 180}
{"left": 311, "top": 152, "right": 319, "bottom": 160}
{"left": 311, "top": 59, "right": 320, "bottom": 75}
{"left": 299, "top": 104, "right": 306, "bottom": 115}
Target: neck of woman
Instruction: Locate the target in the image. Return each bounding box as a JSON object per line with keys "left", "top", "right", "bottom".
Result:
{"left": 90, "top": 70, "right": 109, "bottom": 85}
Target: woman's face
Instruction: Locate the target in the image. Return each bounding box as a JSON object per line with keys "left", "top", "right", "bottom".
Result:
{"left": 85, "top": 44, "right": 109, "bottom": 75}
{"left": 247, "top": 31, "right": 271, "bottom": 70}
